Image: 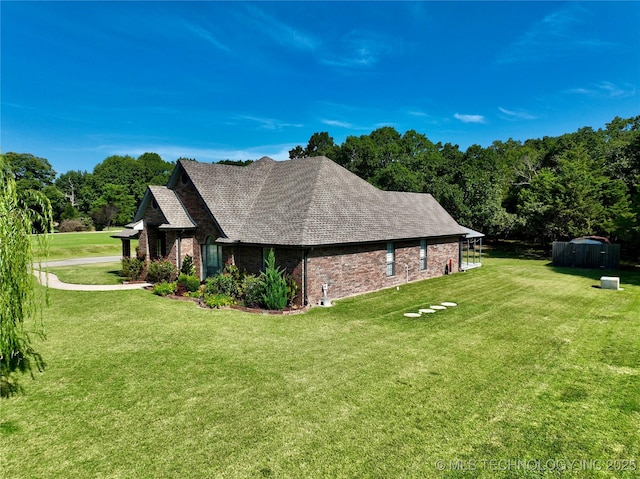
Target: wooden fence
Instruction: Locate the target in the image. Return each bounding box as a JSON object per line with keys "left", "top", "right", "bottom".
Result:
{"left": 552, "top": 242, "right": 620, "bottom": 269}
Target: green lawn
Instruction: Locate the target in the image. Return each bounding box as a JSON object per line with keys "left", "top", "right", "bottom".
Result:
{"left": 2, "top": 256, "right": 639, "bottom": 478}
{"left": 32, "top": 230, "right": 133, "bottom": 261}
{"left": 47, "top": 262, "right": 125, "bottom": 285}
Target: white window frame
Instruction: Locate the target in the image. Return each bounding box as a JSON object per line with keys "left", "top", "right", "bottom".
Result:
{"left": 386, "top": 242, "right": 395, "bottom": 277}
{"left": 420, "top": 239, "right": 427, "bottom": 270}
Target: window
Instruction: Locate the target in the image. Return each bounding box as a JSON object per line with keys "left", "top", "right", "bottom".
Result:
{"left": 420, "top": 239, "right": 427, "bottom": 270}
{"left": 202, "top": 236, "right": 222, "bottom": 278}
{"left": 154, "top": 231, "right": 166, "bottom": 259}
{"left": 386, "top": 242, "right": 395, "bottom": 277}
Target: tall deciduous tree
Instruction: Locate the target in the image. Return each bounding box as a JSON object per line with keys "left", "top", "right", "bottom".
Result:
{"left": 0, "top": 154, "right": 53, "bottom": 396}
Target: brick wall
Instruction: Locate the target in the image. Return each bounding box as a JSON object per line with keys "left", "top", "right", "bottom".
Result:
{"left": 138, "top": 164, "right": 461, "bottom": 305}
{"left": 305, "top": 237, "right": 460, "bottom": 305}
{"left": 173, "top": 172, "right": 224, "bottom": 278}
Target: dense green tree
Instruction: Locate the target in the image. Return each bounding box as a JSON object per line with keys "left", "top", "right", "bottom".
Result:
{"left": 5, "top": 152, "right": 64, "bottom": 230}
{"left": 517, "top": 146, "right": 630, "bottom": 243}
{"left": 55, "top": 170, "right": 91, "bottom": 209}
{"left": 289, "top": 132, "right": 338, "bottom": 159}
{"left": 91, "top": 183, "right": 136, "bottom": 229}
{"left": 335, "top": 134, "right": 379, "bottom": 181}
{"left": 4, "top": 152, "right": 56, "bottom": 191}
{"left": 217, "top": 159, "right": 254, "bottom": 166}
{"left": 293, "top": 115, "right": 639, "bottom": 254}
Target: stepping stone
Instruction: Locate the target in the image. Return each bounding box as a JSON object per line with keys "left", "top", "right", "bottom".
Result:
{"left": 419, "top": 309, "right": 436, "bottom": 314}
{"left": 441, "top": 302, "right": 457, "bottom": 307}
{"left": 430, "top": 305, "right": 447, "bottom": 310}
{"left": 403, "top": 312, "right": 422, "bottom": 318}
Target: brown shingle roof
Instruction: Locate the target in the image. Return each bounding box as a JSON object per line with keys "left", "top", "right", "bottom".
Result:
{"left": 135, "top": 186, "right": 196, "bottom": 230}
{"left": 173, "top": 156, "right": 466, "bottom": 246}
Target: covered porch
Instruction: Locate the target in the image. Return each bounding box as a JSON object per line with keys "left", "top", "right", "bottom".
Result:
{"left": 459, "top": 226, "right": 484, "bottom": 271}
{"left": 111, "top": 220, "right": 143, "bottom": 258}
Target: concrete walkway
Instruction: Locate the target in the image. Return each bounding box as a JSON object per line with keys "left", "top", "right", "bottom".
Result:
{"left": 33, "top": 256, "right": 152, "bottom": 291}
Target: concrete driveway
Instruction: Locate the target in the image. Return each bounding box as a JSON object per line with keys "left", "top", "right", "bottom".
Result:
{"left": 33, "top": 256, "right": 151, "bottom": 291}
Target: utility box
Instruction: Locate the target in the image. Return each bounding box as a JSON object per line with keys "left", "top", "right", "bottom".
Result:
{"left": 600, "top": 276, "right": 620, "bottom": 290}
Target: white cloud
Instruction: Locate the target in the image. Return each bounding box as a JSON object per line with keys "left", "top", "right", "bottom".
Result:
{"left": 320, "top": 30, "right": 393, "bottom": 69}
{"left": 243, "top": 4, "right": 319, "bottom": 52}
{"left": 566, "top": 81, "right": 636, "bottom": 98}
{"left": 454, "top": 113, "right": 486, "bottom": 124}
{"left": 498, "top": 107, "right": 537, "bottom": 120}
{"left": 238, "top": 115, "right": 304, "bottom": 130}
{"left": 496, "top": 4, "right": 614, "bottom": 64}
{"left": 321, "top": 119, "right": 355, "bottom": 129}
{"left": 183, "top": 21, "right": 230, "bottom": 53}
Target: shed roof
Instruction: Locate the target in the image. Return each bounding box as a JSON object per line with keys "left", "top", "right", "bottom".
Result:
{"left": 167, "top": 156, "right": 466, "bottom": 247}
{"left": 459, "top": 226, "right": 485, "bottom": 239}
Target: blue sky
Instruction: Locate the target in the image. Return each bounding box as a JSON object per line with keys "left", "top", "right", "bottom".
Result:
{"left": 2, "top": 1, "right": 639, "bottom": 175}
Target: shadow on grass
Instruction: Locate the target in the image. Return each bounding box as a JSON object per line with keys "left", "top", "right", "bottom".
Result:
{"left": 483, "top": 240, "right": 550, "bottom": 261}
{"left": 545, "top": 263, "right": 640, "bottom": 287}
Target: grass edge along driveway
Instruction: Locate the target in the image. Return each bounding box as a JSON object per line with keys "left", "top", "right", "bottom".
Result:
{"left": 3, "top": 256, "right": 639, "bottom": 478}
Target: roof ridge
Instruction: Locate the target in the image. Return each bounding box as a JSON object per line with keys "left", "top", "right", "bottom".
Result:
{"left": 234, "top": 157, "right": 277, "bottom": 238}
{"left": 297, "top": 157, "right": 328, "bottom": 245}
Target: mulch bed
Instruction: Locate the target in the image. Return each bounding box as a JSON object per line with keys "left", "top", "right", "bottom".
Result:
{"left": 144, "top": 286, "right": 308, "bottom": 314}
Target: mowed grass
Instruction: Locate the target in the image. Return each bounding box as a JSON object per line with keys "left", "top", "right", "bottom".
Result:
{"left": 32, "top": 230, "right": 133, "bottom": 261}
{"left": 47, "top": 262, "right": 125, "bottom": 285}
{"left": 2, "top": 257, "right": 639, "bottom": 478}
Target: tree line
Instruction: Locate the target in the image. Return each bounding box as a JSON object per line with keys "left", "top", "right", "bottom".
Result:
{"left": 290, "top": 116, "right": 639, "bottom": 252}
{"left": 5, "top": 115, "right": 639, "bottom": 253}
{"left": 5, "top": 152, "right": 174, "bottom": 231}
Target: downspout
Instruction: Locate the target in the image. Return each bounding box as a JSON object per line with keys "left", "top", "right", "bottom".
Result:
{"left": 177, "top": 231, "right": 183, "bottom": 271}
{"left": 303, "top": 250, "right": 309, "bottom": 306}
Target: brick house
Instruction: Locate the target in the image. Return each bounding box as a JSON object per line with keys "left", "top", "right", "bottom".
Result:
{"left": 116, "top": 156, "right": 468, "bottom": 306}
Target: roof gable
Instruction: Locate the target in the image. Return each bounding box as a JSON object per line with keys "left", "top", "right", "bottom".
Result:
{"left": 134, "top": 186, "right": 196, "bottom": 230}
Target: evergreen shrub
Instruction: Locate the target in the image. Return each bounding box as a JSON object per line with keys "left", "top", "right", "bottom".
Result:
{"left": 260, "top": 249, "right": 288, "bottom": 310}
{"left": 180, "top": 255, "right": 195, "bottom": 276}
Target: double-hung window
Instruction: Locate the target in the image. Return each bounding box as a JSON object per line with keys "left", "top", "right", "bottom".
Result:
{"left": 420, "top": 239, "right": 427, "bottom": 270}
{"left": 386, "top": 242, "right": 395, "bottom": 277}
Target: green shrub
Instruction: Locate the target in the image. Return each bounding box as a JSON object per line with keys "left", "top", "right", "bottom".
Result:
{"left": 147, "top": 259, "right": 176, "bottom": 283}
{"left": 223, "top": 263, "right": 242, "bottom": 282}
{"left": 260, "top": 249, "right": 288, "bottom": 310}
{"left": 177, "top": 273, "right": 200, "bottom": 293}
{"left": 242, "top": 274, "right": 264, "bottom": 308}
{"left": 205, "top": 273, "right": 238, "bottom": 297}
{"left": 121, "top": 257, "right": 145, "bottom": 281}
{"left": 152, "top": 281, "right": 176, "bottom": 296}
{"left": 203, "top": 293, "right": 235, "bottom": 309}
{"left": 180, "top": 255, "right": 195, "bottom": 276}
{"left": 284, "top": 273, "right": 298, "bottom": 306}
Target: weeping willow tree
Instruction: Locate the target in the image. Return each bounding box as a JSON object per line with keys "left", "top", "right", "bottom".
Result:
{"left": 0, "top": 154, "right": 53, "bottom": 397}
